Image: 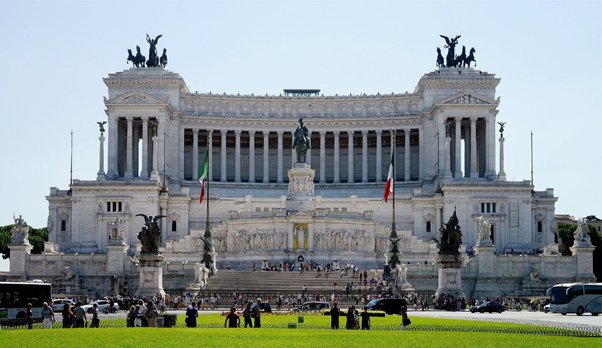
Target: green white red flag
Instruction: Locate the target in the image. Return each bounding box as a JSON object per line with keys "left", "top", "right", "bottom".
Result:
{"left": 384, "top": 153, "right": 394, "bottom": 202}
{"left": 198, "top": 150, "right": 209, "bottom": 203}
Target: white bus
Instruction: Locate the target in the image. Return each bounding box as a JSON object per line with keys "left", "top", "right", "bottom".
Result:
{"left": 0, "top": 281, "right": 52, "bottom": 325}
{"left": 546, "top": 283, "right": 602, "bottom": 316}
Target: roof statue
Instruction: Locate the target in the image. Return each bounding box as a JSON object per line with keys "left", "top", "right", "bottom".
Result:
{"left": 438, "top": 35, "right": 476, "bottom": 68}
{"left": 126, "top": 35, "right": 166, "bottom": 68}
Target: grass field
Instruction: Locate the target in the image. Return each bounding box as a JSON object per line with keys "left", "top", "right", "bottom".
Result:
{"left": 2, "top": 314, "right": 599, "bottom": 348}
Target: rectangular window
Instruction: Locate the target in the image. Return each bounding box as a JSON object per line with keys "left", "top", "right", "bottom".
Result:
{"left": 106, "top": 201, "right": 123, "bottom": 212}
{"left": 61, "top": 220, "right": 66, "bottom": 232}
{"left": 490, "top": 224, "right": 495, "bottom": 244}
{"left": 486, "top": 203, "right": 491, "bottom": 213}
{"left": 537, "top": 221, "right": 543, "bottom": 233}
{"left": 426, "top": 221, "right": 431, "bottom": 233}
{"left": 171, "top": 221, "right": 177, "bottom": 232}
{"left": 492, "top": 203, "right": 496, "bottom": 213}
{"left": 481, "top": 203, "right": 485, "bottom": 213}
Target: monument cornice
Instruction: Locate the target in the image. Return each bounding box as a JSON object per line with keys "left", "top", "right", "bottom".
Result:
{"left": 104, "top": 68, "right": 189, "bottom": 93}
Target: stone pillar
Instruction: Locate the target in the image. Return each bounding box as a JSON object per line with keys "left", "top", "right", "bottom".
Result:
{"left": 277, "top": 130, "right": 284, "bottom": 183}
{"left": 319, "top": 131, "right": 326, "bottom": 183}
{"left": 235, "top": 130, "right": 241, "bottom": 182}
{"left": 221, "top": 130, "right": 227, "bottom": 182}
{"left": 8, "top": 244, "right": 33, "bottom": 277}
{"left": 263, "top": 131, "right": 269, "bottom": 183}
{"left": 107, "top": 243, "right": 128, "bottom": 274}
{"left": 136, "top": 254, "right": 166, "bottom": 298}
{"left": 454, "top": 118, "right": 463, "bottom": 178}
{"left": 445, "top": 135, "right": 452, "bottom": 178}
{"left": 362, "top": 130, "right": 368, "bottom": 183}
{"left": 418, "top": 127, "right": 424, "bottom": 180}
{"left": 133, "top": 122, "right": 139, "bottom": 177}
{"left": 435, "top": 254, "right": 465, "bottom": 299}
{"left": 472, "top": 243, "right": 498, "bottom": 298}
{"left": 470, "top": 117, "right": 478, "bottom": 178}
{"left": 192, "top": 129, "right": 199, "bottom": 181}
{"left": 151, "top": 134, "right": 160, "bottom": 182}
{"left": 404, "top": 128, "right": 411, "bottom": 181}
{"left": 179, "top": 126, "right": 185, "bottom": 182}
{"left": 140, "top": 117, "right": 149, "bottom": 178}
{"left": 107, "top": 117, "right": 118, "bottom": 178}
{"left": 125, "top": 116, "right": 134, "bottom": 178}
{"left": 208, "top": 130, "right": 213, "bottom": 181}
{"left": 347, "top": 131, "right": 354, "bottom": 183}
{"left": 438, "top": 120, "right": 446, "bottom": 177}
{"left": 486, "top": 116, "right": 496, "bottom": 179}
{"left": 307, "top": 131, "right": 312, "bottom": 167}
{"left": 97, "top": 132, "right": 106, "bottom": 181}
{"left": 249, "top": 130, "right": 255, "bottom": 183}
{"left": 376, "top": 130, "right": 382, "bottom": 182}
{"left": 390, "top": 130, "right": 396, "bottom": 179}
{"left": 333, "top": 131, "right": 340, "bottom": 183}
{"left": 464, "top": 126, "right": 470, "bottom": 177}
{"left": 291, "top": 131, "right": 296, "bottom": 166}
{"left": 498, "top": 132, "right": 506, "bottom": 181}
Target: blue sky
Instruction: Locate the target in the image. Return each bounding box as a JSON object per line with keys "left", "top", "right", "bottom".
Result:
{"left": 1, "top": 1, "right": 601, "bottom": 271}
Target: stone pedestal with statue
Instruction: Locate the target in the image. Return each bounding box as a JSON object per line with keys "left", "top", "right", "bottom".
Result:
{"left": 136, "top": 253, "right": 166, "bottom": 298}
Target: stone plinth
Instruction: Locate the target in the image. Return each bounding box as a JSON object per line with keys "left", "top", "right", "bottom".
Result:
{"left": 286, "top": 163, "right": 315, "bottom": 212}
{"left": 435, "top": 253, "right": 465, "bottom": 298}
{"left": 107, "top": 244, "right": 128, "bottom": 274}
{"left": 136, "top": 253, "right": 166, "bottom": 298}
{"left": 472, "top": 245, "right": 499, "bottom": 298}
{"left": 8, "top": 244, "right": 32, "bottom": 276}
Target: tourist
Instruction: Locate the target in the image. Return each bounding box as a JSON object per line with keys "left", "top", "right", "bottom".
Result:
{"left": 62, "top": 303, "right": 75, "bottom": 328}
{"left": 330, "top": 302, "right": 340, "bottom": 329}
{"left": 127, "top": 305, "right": 136, "bottom": 327}
{"left": 41, "top": 302, "right": 55, "bottom": 329}
{"left": 252, "top": 298, "right": 262, "bottom": 328}
{"left": 400, "top": 299, "right": 410, "bottom": 330}
{"left": 224, "top": 307, "right": 240, "bottom": 328}
{"left": 243, "top": 301, "right": 253, "bottom": 328}
{"left": 345, "top": 306, "right": 356, "bottom": 330}
{"left": 185, "top": 301, "right": 198, "bottom": 327}
{"left": 73, "top": 302, "right": 87, "bottom": 328}
{"left": 138, "top": 299, "right": 148, "bottom": 326}
{"left": 145, "top": 301, "right": 158, "bottom": 327}
{"left": 360, "top": 306, "right": 370, "bottom": 330}
{"left": 90, "top": 303, "right": 100, "bottom": 328}
{"left": 26, "top": 303, "right": 33, "bottom": 329}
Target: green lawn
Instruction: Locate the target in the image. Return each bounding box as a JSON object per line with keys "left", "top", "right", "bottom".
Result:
{"left": 2, "top": 314, "right": 599, "bottom": 348}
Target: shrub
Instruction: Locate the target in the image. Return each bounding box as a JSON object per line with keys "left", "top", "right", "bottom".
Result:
{"left": 159, "top": 314, "right": 177, "bottom": 327}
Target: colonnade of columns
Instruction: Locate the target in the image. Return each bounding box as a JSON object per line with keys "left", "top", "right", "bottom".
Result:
{"left": 444, "top": 116, "right": 493, "bottom": 179}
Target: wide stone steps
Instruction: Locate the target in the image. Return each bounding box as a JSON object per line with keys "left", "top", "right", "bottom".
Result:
{"left": 205, "top": 270, "right": 373, "bottom": 291}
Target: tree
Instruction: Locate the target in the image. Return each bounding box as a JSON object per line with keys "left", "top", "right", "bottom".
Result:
{"left": 0, "top": 224, "right": 48, "bottom": 259}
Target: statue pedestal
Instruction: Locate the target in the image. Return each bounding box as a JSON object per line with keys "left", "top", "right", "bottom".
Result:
{"left": 107, "top": 244, "right": 128, "bottom": 274}
{"left": 435, "top": 254, "right": 465, "bottom": 298}
{"left": 286, "top": 163, "right": 315, "bottom": 212}
{"left": 136, "top": 253, "right": 166, "bottom": 298}
{"left": 8, "top": 244, "right": 32, "bottom": 277}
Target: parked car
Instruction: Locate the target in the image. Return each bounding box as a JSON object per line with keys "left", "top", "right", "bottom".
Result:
{"left": 51, "top": 298, "right": 75, "bottom": 311}
{"left": 470, "top": 301, "right": 506, "bottom": 313}
{"left": 365, "top": 298, "right": 407, "bottom": 315}
{"left": 82, "top": 299, "right": 120, "bottom": 314}
{"left": 292, "top": 301, "right": 331, "bottom": 312}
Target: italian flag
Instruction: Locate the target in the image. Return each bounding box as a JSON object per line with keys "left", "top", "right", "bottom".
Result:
{"left": 383, "top": 153, "right": 394, "bottom": 202}
{"left": 198, "top": 150, "right": 209, "bottom": 203}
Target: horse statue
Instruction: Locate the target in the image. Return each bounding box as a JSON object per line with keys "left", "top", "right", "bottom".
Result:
{"left": 159, "top": 48, "right": 168, "bottom": 68}
{"left": 136, "top": 214, "right": 166, "bottom": 254}
{"left": 436, "top": 47, "right": 445, "bottom": 68}
{"left": 127, "top": 49, "right": 136, "bottom": 67}
{"left": 463, "top": 47, "right": 476, "bottom": 68}
{"left": 134, "top": 46, "right": 146, "bottom": 68}
{"left": 455, "top": 46, "right": 466, "bottom": 67}
{"left": 292, "top": 118, "right": 310, "bottom": 163}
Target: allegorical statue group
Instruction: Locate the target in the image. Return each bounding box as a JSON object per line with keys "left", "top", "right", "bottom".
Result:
{"left": 437, "top": 35, "right": 476, "bottom": 68}
{"left": 127, "top": 34, "right": 168, "bottom": 68}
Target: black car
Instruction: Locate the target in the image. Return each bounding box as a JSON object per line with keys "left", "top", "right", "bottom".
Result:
{"left": 470, "top": 301, "right": 505, "bottom": 313}
{"left": 365, "top": 298, "right": 407, "bottom": 315}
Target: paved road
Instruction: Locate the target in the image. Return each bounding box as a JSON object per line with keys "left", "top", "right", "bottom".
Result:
{"left": 408, "top": 309, "right": 601, "bottom": 329}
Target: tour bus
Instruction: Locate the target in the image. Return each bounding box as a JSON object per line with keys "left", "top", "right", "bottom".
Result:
{"left": 0, "top": 281, "right": 52, "bottom": 324}
{"left": 546, "top": 282, "right": 602, "bottom": 316}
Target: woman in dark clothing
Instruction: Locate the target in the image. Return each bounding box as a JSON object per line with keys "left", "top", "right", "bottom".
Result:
{"left": 62, "top": 303, "right": 75, "bottom": 328}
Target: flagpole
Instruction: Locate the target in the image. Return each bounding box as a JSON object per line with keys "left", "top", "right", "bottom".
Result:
{"left": 388, "top": 130, "right": 400, "bottom": 269}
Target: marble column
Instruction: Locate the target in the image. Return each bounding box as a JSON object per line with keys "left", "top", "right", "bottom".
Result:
{"left": 263, "top": 131, "right": 269, "bottom": 183}
{"left": 150, "top": 133, "right": 160, "bottom": 182}
{"left": 319, "top": 131, "right": 326, "bottom": 183}
{"left": 445, "top": 135, "right": 452, "bottom": 178}
{"left": 307, "top": 131, "right": 312, "bottom": 167}
{"left": 347, "top": 131, "right": 354, "bottom": 183}
{"left": 208, "top": 130, "right": 213, "bottom": 181}
{"left": 140, "top": 117, "right": 149, "bottom": 178}
{"left": 125, "top": 116, "right": 134, "bottom": 178}
{"left": 334, "top": 131, "right": 340, "bottom": 183}
{"left": 249, "top": 130, "right": 255, "bottom": 183}
{"left": 390, "top": 130, "right": 396, "bottom": 179}
{"left": 178, "top": 126, "right": 185, "bottom": 182}
{"left": 470, "top": 117, "right": 478, "bottom": 178}
{"left": 107, "top": 117, "right": 118, "bottom": 178}
{"left": 464, "top": 126, "right": 470, "bottom": 177}
{"left": 404, "top": 128, "right": 411, "bottom": 181}
{"left": 485, "top": 116, "right": 496, "bottom": 179}
{"left": 277, "top": 130, "right": 283, "bottom": 183}
{"left": 291, "top": 131, "right": 296, "bottom": 166}
{"left": 133, "top": 122, "right": 139, "bottom": 177}
{"left": 418, "top": 127, "right": 424, "bottom": 180}
{"left": 376, "top": 130, "right": 382, "bottom": 182}
{"left": 97, "top": 132, "right": 106, "bottom": 181}
{"left": 235, "top": 130, "right": 241, "bottom": 182}
{"left": 454, "top": 117, "right": 463, "bottom": 178}
{"left": 362, "top": 130, "right": 368, "bottom": 183}
{"left": 192, "top": 129, "right": 199, "bottom": 181}
{"left": 438, "top": 119, "right": 446, "bottom": 177}
{"left": 498, "top": 132, "right": 507, "bottom": 181}
{"left": 221, "top": 130, "right": 227, "bottom": 182}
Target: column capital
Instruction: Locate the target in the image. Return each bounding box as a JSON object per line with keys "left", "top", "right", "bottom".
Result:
{"left": 234, "top": 129, "right": 242, "bottom": 135}
{"left": 277, "top": 130, "right": 284, "bottom": 136}
{"left": 319, "top": 130, "right": 326, "bottom": 136}
{"left": 404, "top": 128, "right": 411, "bottom": 134}
{"left": 193, "top": 128, "right": 199, "bottom": 134}
{"left": 470, "top": 116, "right": 477, "bottom": 123}
{"left": 249, "top": 130, "right": 256, "bottom": 136}
{"left": 361, "top": 129, "right": 368, "bottom": 135}
{"left": 376, "top": 129, "right": 382, "bottom": 135}
{"left": 333, "top": 130, "right": 340, "bottom": 135}
{"left": 141, "top": 116, "right": 149, "bottom": 121}
{"left": 348, "top": 130, "right": 354, "bottom": 136}
{"left": 208, "top": 129, "right": 213, "bottom": 136}
{"left": 126, "top": 116, "right": 134, "bottom": 122}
